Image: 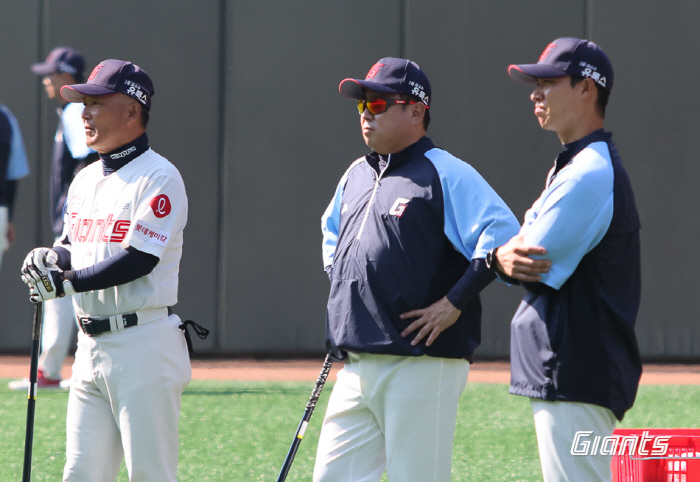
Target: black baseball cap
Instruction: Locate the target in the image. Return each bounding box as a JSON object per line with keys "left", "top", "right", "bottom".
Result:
{"left": 508, "top": 38, "right": 614, "bottom": 92}
{"left": 60, "top": 59, "right": 154, "bottom": 110}
{"left": 339, "top": 57, "right": 431, "bottom": 107}
{"left": 31, "top": 46, "right": 85, "bottom": 78}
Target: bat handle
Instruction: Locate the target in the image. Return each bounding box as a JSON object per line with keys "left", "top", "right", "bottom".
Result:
{"left": 306, "top": 354, "right": 333, "bottom": 410}
{"left": 23, "top": 302, "right": 43, "bottom": 482}
{"left": 32, "top": 301, "right": 43, "bottom": 341}
{"left": 276, "top": 354, "right": 334, "bottom": 482}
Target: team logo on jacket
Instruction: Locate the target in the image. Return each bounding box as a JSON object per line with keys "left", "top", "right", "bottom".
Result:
{"left": 150, "top": 194, "right": 171, "bottom": 218}
{"left": 389, "top": 197, "right": 410, "bottom": 217}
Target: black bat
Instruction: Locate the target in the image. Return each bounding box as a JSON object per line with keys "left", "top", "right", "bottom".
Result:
{"left": 276, "top": 354, "right": 334, "bottom": 482}
{"left": 23, "top": 302, "right": 43, "bottom": 482}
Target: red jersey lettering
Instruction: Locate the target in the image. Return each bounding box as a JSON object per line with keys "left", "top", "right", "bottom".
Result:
{"left": 110, "top": 220, "right": 130, "bottom": 243}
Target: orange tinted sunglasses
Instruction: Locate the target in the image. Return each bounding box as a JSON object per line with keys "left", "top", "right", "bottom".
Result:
{"left": 356, "top": 97, "right": 422, "bottom": 115}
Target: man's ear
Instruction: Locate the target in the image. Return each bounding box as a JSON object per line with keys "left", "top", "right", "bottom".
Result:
{"left": 411, "top": 103, "right": 426, "bottom": 126}
{"left": 579, "top": 77, "right": 596, "bottom": 98}
{"left": 126, "top": 101, "right": 141, "bottom": 122}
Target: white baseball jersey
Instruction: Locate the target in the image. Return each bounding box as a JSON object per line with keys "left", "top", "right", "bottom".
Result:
{"left": 56, "top": 148, "right": 187, "bottom": 317}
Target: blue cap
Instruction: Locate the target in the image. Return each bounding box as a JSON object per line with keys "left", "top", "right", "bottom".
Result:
{"left": 31, "top": 46, "right": 85, "bottom": 78}
{"left": 508, "top": 38, "right": 614, "bottom": 92}
{"left": 60, "top": 59, "right": 154, "bottom": 110}
{"left": 339, "top": 57, "right": 431, "bottom": 107}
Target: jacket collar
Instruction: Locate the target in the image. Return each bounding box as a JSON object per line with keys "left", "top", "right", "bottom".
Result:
{"left": 366, "top": 136, "right": 434, "bottom": 174}
{"left": 99, "top": 132, "right": 149, "bottom": 176}
{"left": 553, "top": 129, "right": 611, "bottom": 177}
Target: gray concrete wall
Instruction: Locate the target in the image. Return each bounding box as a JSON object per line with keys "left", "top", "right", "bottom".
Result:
{"left": 0, "top": 1, "right": 697, "bottom": 359}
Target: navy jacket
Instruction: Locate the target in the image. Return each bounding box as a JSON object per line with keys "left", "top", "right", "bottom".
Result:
{"left": 322, "top": 137, "right": 519, "bottom": 361}
{"left": 509, "top": 131, "right": 642, "bottom": 420}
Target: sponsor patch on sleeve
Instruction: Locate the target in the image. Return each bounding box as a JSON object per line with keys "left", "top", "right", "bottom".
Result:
{"left": 150, "top": 194, "right": 172, "bottom": 218}
{"left": 132, "top": 219, "right": 171, "bottom": 248}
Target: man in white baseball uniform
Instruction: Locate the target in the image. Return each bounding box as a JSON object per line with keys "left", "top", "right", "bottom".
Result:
{"left": 21, "top": 59, "right": 201, "bottom": 481}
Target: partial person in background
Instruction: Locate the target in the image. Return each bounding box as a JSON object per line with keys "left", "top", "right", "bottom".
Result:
{"left": 0, "top": 103, "right": 30, "bottom": 269}
{"left": 10, "top": 46, "right": 97, "bottom": 390}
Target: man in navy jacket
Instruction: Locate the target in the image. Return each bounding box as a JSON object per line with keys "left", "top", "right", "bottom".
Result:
{"left": 493, "top": 38, "right": 642, "bottom": 481}
{"left": 314, "top": 57, "right": 520, "bottom": 482}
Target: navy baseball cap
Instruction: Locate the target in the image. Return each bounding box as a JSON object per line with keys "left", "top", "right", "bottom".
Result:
{"left": 339, "top": 57, "right": 431, "bottom": 107}
{"left": 508, "top": 38, "right": 614, "bottom": 92}
{"left": 60, "top": 59, "right": 154, "bottom": 110}
{"left": 31, "top": 46, "right": 85, "bottom": 78}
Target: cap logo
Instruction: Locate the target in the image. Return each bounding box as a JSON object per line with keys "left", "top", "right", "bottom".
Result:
{"left": 580, "top": 63, "right": 607, "bottom": 87}
{"left": 58, "top": 62, "right": 78, "bottom": 75}
{"left": 124, "top": 80, "right": 148, "bottom": 105}
{"left": 539, "top": 42, "right": 557, "bottom": 62}
{"left": 88, "top": 65, "right": 103, "bottom": 81}
{"left": 365, "top": 63, "right": 385, "bottom": 80}
{"left": 409, "top": 80, "right": 429, "bottom": 106}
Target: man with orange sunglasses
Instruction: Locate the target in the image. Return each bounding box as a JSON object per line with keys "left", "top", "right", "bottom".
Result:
{"left": 315, "top": 57, "right": 523, "bottom": 481}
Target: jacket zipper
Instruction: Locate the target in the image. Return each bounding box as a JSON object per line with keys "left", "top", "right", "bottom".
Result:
{"left": 356, "top": 154, "right": 390, "bottom": 240}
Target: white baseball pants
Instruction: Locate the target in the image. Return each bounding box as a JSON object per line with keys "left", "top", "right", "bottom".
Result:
{"left": 39, "top": 295, "right": 76, "bottom": 380}
{"left": 62, "top": 313, "right": 191, "bottom": 482}
{"left": 531, "top": 399, "right": 617, "bottom": 482}
{"left": 313, "top": 353, "right": 469, "bottom": 482}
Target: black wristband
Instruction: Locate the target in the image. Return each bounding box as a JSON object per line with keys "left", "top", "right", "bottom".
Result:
{"left": 485, "top": 247, "right": 499, "bottom": 271}
{"left": 50, "top": 270, "right": 65, "bottom": 297}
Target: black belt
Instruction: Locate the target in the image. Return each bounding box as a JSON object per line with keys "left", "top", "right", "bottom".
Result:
{"left": 79, "top": 313, "right": 138, "bottom": 336}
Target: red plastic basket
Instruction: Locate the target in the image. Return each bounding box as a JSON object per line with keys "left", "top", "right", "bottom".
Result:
{"left": 612, "top": 428, "right": 700, "bottom": 482}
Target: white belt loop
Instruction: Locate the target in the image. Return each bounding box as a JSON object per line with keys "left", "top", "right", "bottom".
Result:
{"left": 133, "top": 307, "right": 170, "bottom": 327}
{"left": 109, "top": 315, "right": 126, "bottom": 334}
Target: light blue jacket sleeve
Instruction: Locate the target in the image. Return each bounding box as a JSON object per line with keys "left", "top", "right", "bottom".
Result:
{"left": 0, "top": 104, "right": 30, "bottom": 181}
{"left": 321, "top": 158, "right": 363, "bottom": 269}
{"left": 426, "top": 149, "right": 520, "bottom": 260}
{"left": 521, "top": 142, "right": 614, "bottom": 289}
{"left": 62, "top": 102, "right": 95, "bottom": 159}
{"left": 321, "top": 181, "right": 343, "bottom": 269}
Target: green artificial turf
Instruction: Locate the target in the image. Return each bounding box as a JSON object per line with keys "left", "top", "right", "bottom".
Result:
{"left": 0, "top": 380, "right": 698, "bottom": 481}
